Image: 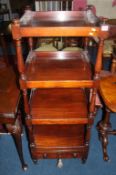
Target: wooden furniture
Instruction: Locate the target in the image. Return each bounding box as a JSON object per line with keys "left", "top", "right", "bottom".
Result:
{"left": 97, "top": 75, "right": 116, "bottom": 161}
{"left": 97, "top": 44, "right": 116, "bottom": 161}
{"left": 11, "top": 10, "right": 109, "bottom": 166}
{"left": 0, "top": 33, "right": 27, "bottom": 170}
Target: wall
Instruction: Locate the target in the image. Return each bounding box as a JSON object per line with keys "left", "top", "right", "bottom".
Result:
{"left": 88, "top": 0, "right": 116, "bottom": 19}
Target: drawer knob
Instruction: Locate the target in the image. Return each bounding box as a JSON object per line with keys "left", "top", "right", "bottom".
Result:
{"left": 73, "top": 153, "right": 77, "bottom": 158}
{"left": 43, "top": 153, "right": 47, "bottom": 158}
{"left": 57, "top": 158, "right": 63, "bottom": 168}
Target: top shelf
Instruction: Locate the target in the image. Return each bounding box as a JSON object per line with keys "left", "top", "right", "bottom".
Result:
{"left": 11, "top": 10, "right": 111, "bottom": 39}
{"left": 20, "top": 10, "right": 99, "bottom": 27}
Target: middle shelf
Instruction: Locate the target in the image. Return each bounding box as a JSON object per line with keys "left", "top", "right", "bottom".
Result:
{"left": 25, "top": 50, "right": 93, "bottom": 88}
{"left": 30, "top": 88, "right": 89, "bottom": 124}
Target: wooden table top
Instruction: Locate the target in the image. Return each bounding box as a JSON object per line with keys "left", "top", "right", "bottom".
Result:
{"left": 100, "top": 75, "right": 116, "bottom": 112}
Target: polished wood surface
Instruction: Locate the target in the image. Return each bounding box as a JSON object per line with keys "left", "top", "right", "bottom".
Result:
{"left": 33, "top": 125, "right": 85, "bottom": 147}
{"left": 99, "top": 75, "right": 116, "bottom": 112}
{"left": 26, "top": 51, "right": 91, "bottom": 81}
{"left": 32, "top": 124, "right": 87, "bottom": 159}
{"left": 12, "top": 11, "right": 109, "bottom": 39}
{"left": 0, "top": 34, "right": 19, "bottom": 117}
{"left": 0, "top": 34, "right": 27, "bottom": 170}
{"left": 97, "top": 74, "right": 116, "bottom": 161}
{"left": 20, "top": 11, "right": 99, "bottom": 27}
{"left": 0, "top": 64, "right": 15, "bottom": 92}
{"left": 0, "top": 83, "right": 19, "bottom": 114}
{"left": 30, "top": 88, "right": 88, "bottom": 124}
{"left": 97, "top": 45, "right": 116, "bottom": 161}
{"left": 11, "top": 10, "right": 109, "bottom": 164}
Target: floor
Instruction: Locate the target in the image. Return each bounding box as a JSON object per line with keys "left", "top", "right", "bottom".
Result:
{"left": 0, "top": 109, "right": 116, "bottom": 175}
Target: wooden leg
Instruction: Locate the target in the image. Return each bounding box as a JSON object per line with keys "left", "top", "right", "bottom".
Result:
{"left": 6, "top": 114, "right": 28, "bottom": 171}
{"left": 33, "top": 159, "right": 38, "bottom": 164}
{"left": 81, "top": 124, "right": 90, "bottom": 164}
{"left": 82, "top": 158, "right": 87, "bottom": 164}
{"left": 100, "top": 131, "right": 109, "bottom": 161}
{"left": 97, "top": 108, "right": 111, "bottom": 161}
{"left": 81, "top": 142, "right": 89, "bottom": 164}
{"left": 25, "top": 113, "right": 37, "bottom": 163}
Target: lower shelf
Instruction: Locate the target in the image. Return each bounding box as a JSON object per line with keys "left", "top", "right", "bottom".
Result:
{"left": 29, "top": 88, "right": 90, "bottom": 160}
{"left": 33, "top": 124, "right": 85, "bottom": 147}
{"left": 30, "top": 88, "right": 89, "bottom": 124}
{"left": 31, "top": 124, "right": 88, "bottom": 159}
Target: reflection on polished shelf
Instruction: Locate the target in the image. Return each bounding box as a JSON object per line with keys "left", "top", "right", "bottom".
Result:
{"left": 11, "top": 9, "right": 112, "bottom": 167}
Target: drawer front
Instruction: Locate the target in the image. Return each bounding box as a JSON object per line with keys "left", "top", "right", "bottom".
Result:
{"left": 31, "top": 146, "right": 88, "bottom": 159}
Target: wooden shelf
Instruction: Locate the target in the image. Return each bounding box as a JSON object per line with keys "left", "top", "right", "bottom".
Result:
{"left": 33, "top": 124, "right": 85, "bottom": 148}
{"left": 11, "top": 10, "right": 106, "bottom": 161}
{"left": 31, "top": 124, "right": 87, "bottom": 159}
{"left": 30, "top": 88, "right": 89, "bottom": 124}
{"left": 12, "top": 11, "right": 102, "bottom": 39}
{"left": 25, "top": 51, "right": 92, "bottom": 88}
{"left": 20, "top": 11, "right": 99, "bottom": 27}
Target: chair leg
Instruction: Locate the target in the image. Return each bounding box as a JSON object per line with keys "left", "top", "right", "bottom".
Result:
{"left": 6, "top": 114, "right": 28, "bottom": 171}
{"left": 97, "top": 108, "right": 111, "bottom": 161}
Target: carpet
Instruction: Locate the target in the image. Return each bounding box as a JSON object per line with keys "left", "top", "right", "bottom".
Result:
{"left": 0, "top": 109, "right": 116, "bottom": 175}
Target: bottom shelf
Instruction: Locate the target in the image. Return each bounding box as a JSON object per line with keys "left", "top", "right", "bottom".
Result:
{"left": 31, "top": 124, "right": 88, "bottom": 159}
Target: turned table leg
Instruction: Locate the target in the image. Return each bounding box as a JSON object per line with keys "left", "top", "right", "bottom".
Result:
{"left": 97, "top": 108, "right": 112, "bottom": 161}
{"left": 6, "top": 114, "right": 28, "bottom": 171}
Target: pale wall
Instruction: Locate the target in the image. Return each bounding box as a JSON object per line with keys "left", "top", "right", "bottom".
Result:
{"left": 88, "top": 0, "right": 116, "bottom": 19}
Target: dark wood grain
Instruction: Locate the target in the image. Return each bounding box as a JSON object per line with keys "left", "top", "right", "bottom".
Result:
{"left": 11, "top": 10, "right": 107, "bottom": 163}
{"left": 33, "top": 125, "right": 85, "bottom": 147}
{"left": 20, "top": 11, "right": 98, "bottom": 27}
{"left": 30, "top": 88, "right": 88, "bottom": 124}
{"left": 26, "top": 51, "right": 91, "bottom": 81}
{"left": 0, "top": 34, "right": 27, "bottom": 170}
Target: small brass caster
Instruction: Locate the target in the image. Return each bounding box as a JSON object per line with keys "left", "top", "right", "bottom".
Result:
{"left": 57, "top": 158, "right": 63, "bottom": 168}
{"left": 104, "top": 155, "right": 109, "bottom": 161}
{"left": 22, "top": 164, "right": 28, "bottom": 171}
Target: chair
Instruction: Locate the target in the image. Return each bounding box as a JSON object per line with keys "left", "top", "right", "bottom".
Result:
{"left": 0, "top": 2, "right": 11, "bottom": 22}
{"left": 0, "top": 33, "right": 27, "bottom": 170}
{"left": 35, "top": 0, "right": 72, "bottom": 11}
{"left": 97, "top": 41, "right": 116, "bottom": 161}
{"left": 34, "top": 0, "right": 72, "bottom": 51}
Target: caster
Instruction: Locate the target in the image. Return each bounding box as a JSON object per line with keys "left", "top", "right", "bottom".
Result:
{"left": 57, "top": 158, "right": 63, "bottom": 168}
{"left": 104, "top": 155, "right": 109, "bottom": 161}
{"left": 33, "top": 159, "right": 38, "bottom": 164}
{"left": 82, "top": 158, "right": 87, "bottom": 164}
{"left": 22, "top": 164, "right": 28, "bottom": 171}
